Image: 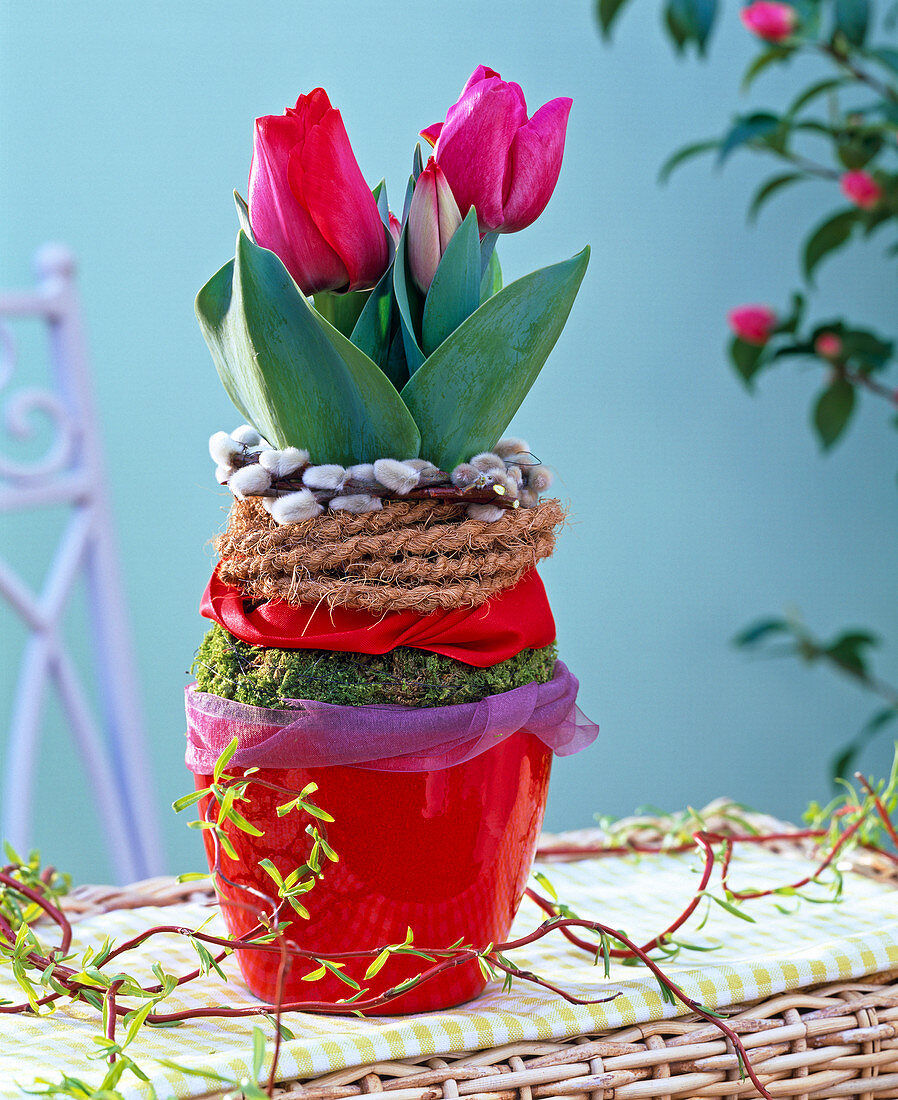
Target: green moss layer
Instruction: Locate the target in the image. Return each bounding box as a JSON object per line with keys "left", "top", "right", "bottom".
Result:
{"left": 193, "top": 623, "right": 557, "bottom": 709}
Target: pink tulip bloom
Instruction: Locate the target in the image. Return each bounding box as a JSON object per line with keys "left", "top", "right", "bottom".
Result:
{"left": 814, "top": 332, "right": 843, "bottom": 359}
{"left": 249, "top": 89, "right": 389, "bottom": 295}
{"left": 739, "top": 1, "right": 798, "bottom": 41}
{"left": 728, "top": 304, "right": 778, "bottom": 345}
{"left": 407, "top": 158, "right": 463, "bottom": 294}
{"left": 421, "top": 65, "right": 572, "bottom": 234}
{"left": 840, "top": 170, "right": 882, "bottom": 210}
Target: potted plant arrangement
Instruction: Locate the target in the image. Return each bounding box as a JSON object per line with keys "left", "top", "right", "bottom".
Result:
{"left": 185, "top": 66, "right": 599, "bottom": 1013}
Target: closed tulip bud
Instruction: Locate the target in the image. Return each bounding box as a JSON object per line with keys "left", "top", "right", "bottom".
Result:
{"left": 739, "top": 1, "right": 798, "bottom": 41}
{"left": 422, "top": 66, "right": 571, "bottom": 234}
{"left": 407, "top": 157, "right": 463, "bottom": 294}
{"left": 727, "top": 304, "right": 778, "bottom": 346}
{"left": 840, "top": 170, "right": 882, "bottom": 209}
{"left": 388, "top": 212, "right": 402, "bottom": 248}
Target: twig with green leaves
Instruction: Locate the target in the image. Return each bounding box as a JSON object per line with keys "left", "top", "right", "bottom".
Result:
{"left": 4, "top": 744, "right": 898, "bottom": 1100}
{"left": 595, "top": 0, "right": 897, "bottom": 778}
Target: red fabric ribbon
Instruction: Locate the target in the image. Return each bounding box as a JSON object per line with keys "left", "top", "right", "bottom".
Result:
{"left": 200, "top": 566, "right": 556, "bottom": 668}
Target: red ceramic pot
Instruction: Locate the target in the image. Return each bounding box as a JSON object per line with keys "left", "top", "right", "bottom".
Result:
{"left": 194, "top": 729, "right": 551, "bottom": 1014}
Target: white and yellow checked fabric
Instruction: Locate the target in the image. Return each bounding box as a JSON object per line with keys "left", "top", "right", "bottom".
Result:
{"left": 1, "top": 844, "right": 896, "bottom": 1099}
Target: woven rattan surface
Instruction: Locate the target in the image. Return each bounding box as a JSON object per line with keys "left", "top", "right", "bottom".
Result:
{"left": 59, "top": 809, "right": 898, "bottom": 1100}
{"left": 254, "top": 974, "right": 898, "bottom": 1100}
{"left": 215, "top": 497, "right": 565, "bottom": 612}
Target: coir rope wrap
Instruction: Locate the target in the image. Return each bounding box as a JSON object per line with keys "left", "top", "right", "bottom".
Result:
{"left": 215, "top": 497, "right": 565, "bottom": 613}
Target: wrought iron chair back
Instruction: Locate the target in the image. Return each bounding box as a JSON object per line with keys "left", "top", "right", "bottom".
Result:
{"left": 0, "top": 245, "right": 161, "bottom": 881}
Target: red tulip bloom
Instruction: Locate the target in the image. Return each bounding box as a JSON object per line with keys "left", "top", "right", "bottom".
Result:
{"left": 739, "top": 1, "right": 798, "bottom": 42}
{"left": 421, "top": 65, "right": 572, "bottom": 234}
{"left": 249, "top": 89, "right": 389, "bottom": 295}
{"left": 728, "top": 304, "right": 778, "bottom": 345}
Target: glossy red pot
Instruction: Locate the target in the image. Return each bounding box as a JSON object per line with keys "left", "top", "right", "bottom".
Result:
{"left": 194, "top": 730, "right": 551, "bottom": 1014}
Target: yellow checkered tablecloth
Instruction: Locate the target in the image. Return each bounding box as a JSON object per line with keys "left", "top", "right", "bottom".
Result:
{"left": 1, "top": 844, "right": 896, "bottom": 1099}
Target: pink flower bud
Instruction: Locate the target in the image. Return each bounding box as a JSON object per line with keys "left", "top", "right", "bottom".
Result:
{"left": 388, "top": 212, "right": 402, "bottom": 248}
{"left": 728, "top": 304, "right": 778, "bottom": 346}
{"left": 739, "top": 1, "right": 798, "bottom": 41}
{"left": 840, "top": 170, "right": 882, "bottom": 210}
{"left": 407, "top": 157, "right": 463, "bottom": 294}
{"left": 814, "top": 332, "right": 843, "bottom": 359}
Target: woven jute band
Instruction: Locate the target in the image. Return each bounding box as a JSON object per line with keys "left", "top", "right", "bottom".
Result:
{"left": 215, "top": 497, "right": 565, "bottom": 613}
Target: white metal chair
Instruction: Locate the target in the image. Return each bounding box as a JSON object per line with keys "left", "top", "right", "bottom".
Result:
{"left": 0, "top": 245, "right": 162, "bottom": 882}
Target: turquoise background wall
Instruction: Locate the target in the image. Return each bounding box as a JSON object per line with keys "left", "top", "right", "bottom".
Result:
{"left": 0, "top": 1, "right": 895, "bottom": 883}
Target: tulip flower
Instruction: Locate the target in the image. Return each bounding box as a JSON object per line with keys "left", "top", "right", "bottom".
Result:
{"left": 249, "top": 89, "right": 389, "bottom": 295}
{"left": 728, "top": 304, "right": 778, "bottom": 345}
{"left": 739, "top": 1, "right": 798, "bottom": 42}
{"left": 407, "top": 157, "right": 463, "bottom": 293}
{"left": 840, "top": 170, "right": 882, "bottom": 210}
{"left": 388, "top": 212, "right": 402, "bottom": 249}
{"left": 421, "top": 65, "right": 572, "bottom": 234}
{"left": 814, "top": 332, "right": 843, "bottom": 359}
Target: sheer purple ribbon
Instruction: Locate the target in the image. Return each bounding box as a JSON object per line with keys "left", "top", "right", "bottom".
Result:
{"left": 185, "top": 661, "right": 598, "bottom": 773}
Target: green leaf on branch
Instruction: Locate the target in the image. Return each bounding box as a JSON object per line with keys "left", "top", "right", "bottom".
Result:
{"left": 834, "top": 0, "right": 870, "bottom": 45}
{"left": 195, "top": 232, "right": 420, "bottom": 464}
{"left": 729, "top": 336, "right": 767, "bottom": 388}
{"left": 824, "top": 629, "right": 879, "bottom": 677}
{"left": 741, "top": 46, "right": 791, "bottom": 91}
{"left": 658, "top": 139, "right": 719, "bottom": 184}
{"left": 812, "top": 377, "right": 856, "bottom": 449}
{"left": 803, "top": 208, "right": 859, "bottom": 283}
{"left": 748, "top": 172, "right": 804, "bottom": 221}
{"left": 718, "top": 113, "right": 782, "bottom": 164}
{"left": 422, "top": 208, "right": 481, "bottom": 356}
{"left": 733, "top": 618, "right": 790, "bottom": 647}
{"left": 868, "top": 47, "right": 898, "bottom": 77}
{"left": 786, "top": 78, "right": 848, "bottom": 119}
{"left": 664, "top": 0, "right": 718, "bottom": 54}
{"left": 595, "top": 0, "right": 632, "bottom": 39}
{"left": 831, "top": 707, "right": 898, "bottom": 783}
{"left": 401, "top": 248, "right": 590, "bottom": 470}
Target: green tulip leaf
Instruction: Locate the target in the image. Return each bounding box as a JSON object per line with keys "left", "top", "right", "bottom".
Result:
{"left": 421, "top": 208, "right": 481, "bottom": 356}
{"left": 481, "top": 249, "right": 503, "bottom": 303}
{"left": 401, "top": 247, "right": 590, "bottom": 469}
{"left": 233, "top": 191, "right": 255, "bottom": 242}
{"left": 350, "top": 262, "right": 396, "bottom": 374}
{"left": 195, "top": 231, "right": 420, "bottom": 463}
{"left": 392, "top": 219, "right": 425, "bottom": 374}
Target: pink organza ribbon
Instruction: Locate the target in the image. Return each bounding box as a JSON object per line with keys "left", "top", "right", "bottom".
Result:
{"left": 185, "top": 661, "right": 598, "bottom": 773}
